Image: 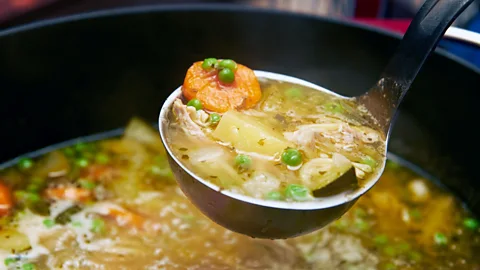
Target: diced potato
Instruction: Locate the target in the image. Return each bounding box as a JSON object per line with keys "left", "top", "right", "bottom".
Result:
{"left": 0, "top": 228, "right": 30, "bottom": 252}
{"left": 212, "top": 110, "right": 291, "bottom": 156}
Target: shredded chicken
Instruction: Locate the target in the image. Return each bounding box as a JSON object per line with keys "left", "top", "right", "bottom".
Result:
{"left": 172, "top": 99, "right": 208, "bottom": 139}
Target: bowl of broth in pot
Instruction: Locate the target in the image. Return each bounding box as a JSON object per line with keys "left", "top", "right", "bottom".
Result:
{"left": 164, "top": 59, "right": 387, "bottom": 202}
{"left": 0, "top": 118, "right": 479, "bottom": 269}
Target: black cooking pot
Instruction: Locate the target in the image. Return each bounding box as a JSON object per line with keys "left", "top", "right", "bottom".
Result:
{"left": 0, "top": 4, "right": 479, "bottom": 217}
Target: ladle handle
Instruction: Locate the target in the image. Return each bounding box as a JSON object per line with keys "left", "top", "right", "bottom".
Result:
{"left": 359, "top": 0, "right": 475, "bottom": 134}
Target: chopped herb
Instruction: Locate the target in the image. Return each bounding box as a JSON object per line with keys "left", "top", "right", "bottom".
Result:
{"left": 43, "top": 219, "right": 55, "bottom": 228}
{"left": 258, "top": 138, "right": 265, "bottom": 146}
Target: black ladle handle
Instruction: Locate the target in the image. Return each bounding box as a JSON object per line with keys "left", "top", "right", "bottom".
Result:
{"left": 358, "top": 0, "right": 475, "bottom": 134}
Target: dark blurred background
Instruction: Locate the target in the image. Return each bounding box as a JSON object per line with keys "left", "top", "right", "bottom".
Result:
{"left": 1, "top": 0, "right": 479, "bottom": 67}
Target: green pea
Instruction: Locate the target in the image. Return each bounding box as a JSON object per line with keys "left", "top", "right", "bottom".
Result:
{"left": 281, "top": 148, "right": 302, "bottom": 166}
{"left": 383, "top": 246, "right": 396, "bottom": 256}
{"left": 22, "top": 263, "right": 36, "bottom": 270}
{"left": 374, "top": 234, "right": 388, "bottom": 245}
{"left": 235, "top": 154, "right": 252, "bottom": 170}
{"left": 409, "top": 209, "right": 422, "bottom": 220}
{"left": 202, "top": 58, "right": 217, "bottom": 71}
{"left": 187, "top": 98, "right": 203, "bottom": 110}
{"left": 63, "top": 147, "right": 75, "bottom": 157}
{"left": 408, "top": 251, "right": 422, "bottom": 262}
{"left": 14, "top": 191, "right": 40, "bottom": 203}
{"left": 354, "top": 219, "right": 369, "bottom": 231}
{"left": 333, "top": 219, "right": 349, "bottom": 230}
{"left": 265, "top": 191, "right": 283, "bottom": 201}
{"left": 285, "top": 184, "right": 310, "bottom": 201}
{"left": 91, "top": 218, "right": 105, "bottom": 234}
{"left": 209, "top": 113, "right": 221, "bottom": 124}
{"left": 79, "top": 178, "right": 96, "bottom": 190}
{"left": 43, "top": 219, "right": 55, "bottom": 228}
{"left": 284, "top": 87, "right": 302, "bottom": 98}
{"left": 18, "top": 157, "right": 34, "bottom": 170}
{"left": 218, "top": 68, "right": 235, "bottom": 83}
{"left": 74, "top": 142, "right": 88, "bottom": 152}
{"left": 383, "top": 262, "right": 396, "bottom": 270}
{"left": 463, "top": 218, "right": 479, "bottom": 230}
{"left": 4, "top": 257, "right": 16, "bottom": 266}
{"left": 26, "top": 184, "right": 41, "bottom": 193}
{"left": 434, "top": 232, "right": 448, "bottom": 246}
{"left": 76, "top": 158, "right": 89, "bottom": 168}
{"left": 95, "top": 153, "right": 110, "bottom": 164}
{"left": 218, "top": 59, "right": 237, "bottom": 71}
{"left": 361, "top": 155, "right": 377, "bottom": 168}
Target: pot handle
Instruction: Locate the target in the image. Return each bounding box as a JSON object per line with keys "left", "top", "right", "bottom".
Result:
{"left": 443, "top": 26, "right": 480, "bottom": 47}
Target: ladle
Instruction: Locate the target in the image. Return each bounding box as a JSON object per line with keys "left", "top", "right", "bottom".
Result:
{"left": 159, "top": 0, "right": 475, "bottom": 239}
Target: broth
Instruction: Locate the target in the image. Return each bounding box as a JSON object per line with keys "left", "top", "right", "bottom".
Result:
{"left": 166, "top": 60, "right": 386, "bottom": 201}
{"left": 0, "top": 119, "right": 478, "bottom": 269}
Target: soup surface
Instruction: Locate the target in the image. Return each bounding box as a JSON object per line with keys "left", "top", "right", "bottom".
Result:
{"left": 0, "top": 119, "right": 479, "bottom": 270}
{"left": 166, "top": 59, "right": 386, "bottom": 201}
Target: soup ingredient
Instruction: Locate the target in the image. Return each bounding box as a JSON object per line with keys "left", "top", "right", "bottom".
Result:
{"left": 201, "top": 57, "right": 217, "bottom": 71}
{"left": 235, "top": 154, "right": 252, "bottom": 171}
{"left": 285, "top": 184, "right": 311, "bottom": 201}
{"left": 0, "top": 183, "right": 12, "bottom": 216}
{"left": 208, "top": 113, "right": 221, "bottom": 124}
{"left": 17, "top": 158, "right": 34, "bottom": 171}
{"left": 218, "top": 68, "right": 235, "bottom": 83}
{"left": 218, "top": 59, "right": 238, "bottom": 71}
{"left": 464, "top": 218, "right": 479, "bottom": 230}
{"left": 212, "top": 110, "right": 291, "bottom": 156}
{"left": 187, "top": 98, "right": 203, "bottom": 111}
{"left": 182, "top": 59, "right": 262, "bottom": 112}
{"left": 281, "top": 148, "right": 303, "bottom": 167}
